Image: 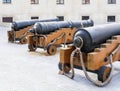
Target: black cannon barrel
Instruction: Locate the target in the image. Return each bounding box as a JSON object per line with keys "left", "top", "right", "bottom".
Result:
{"left": 30, "top": 19, "right": 94, "bottom": 34}
{"left": 73, "top": 23, "right": 120, "bottom": 53}
{"left": 11, "top": 18, "right": 59, "bottom": 31}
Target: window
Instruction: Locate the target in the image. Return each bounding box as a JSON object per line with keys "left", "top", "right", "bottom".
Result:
{"left": 3, "top": 0, "right": 11, "bottom": 3}
{"left": 2, "top": 17, "right": 13, "bottom": 23}
{"left": 56, "top": 0, "right": 64, "bottom": 4}
{"left": 82, "top": 16, "right": 89, "bottom": 20}
{"left": 107, "top": 16, "right": 115, "bottom": 22}
{"left": 31, "top": 0, "right": 39, "bottom": 4}
{"left": 57, "top": 16, "right": 64, "bottom": 21}
{"left": 82, "top": 0, "right": 90, "bottom": 4}
{"left": 31, "top": 16, "right": 39, "bottom": 19}
{"left": 108, "top": 0, "right": 116, "bottom": 4}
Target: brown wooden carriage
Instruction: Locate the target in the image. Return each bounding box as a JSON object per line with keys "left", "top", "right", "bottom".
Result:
{"left": 59, "top": 35, "right": 120, "bottom": 86}
{"left": 28, "top": 28, "right": 76, "bottom": 55}
{"left": 7, "top": 26, "right": 33, "bottom": 44}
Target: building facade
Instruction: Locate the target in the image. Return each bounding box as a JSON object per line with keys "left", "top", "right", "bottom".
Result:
{"left": 0, "top": 0, "right": 120, "bottom": 26}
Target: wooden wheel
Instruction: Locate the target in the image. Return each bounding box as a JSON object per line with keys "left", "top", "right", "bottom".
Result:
{"left": 20, "top": 38, "right": 27, "bottom": 44}
{"left": 58, "top": 62, "right": 71, "bottom": 73}
{"left": 28, "top": 44, "right": 37, "bottom": 51}
{"left": 47, "top": 45, "right": 57, "bottom": 55}
{"left": 97, "top": 66, "right": 111, "bottom": 82}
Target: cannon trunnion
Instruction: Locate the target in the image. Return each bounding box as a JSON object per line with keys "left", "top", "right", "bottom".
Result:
{"left": 59, "top": 23, "right": 120, "bottom": 86}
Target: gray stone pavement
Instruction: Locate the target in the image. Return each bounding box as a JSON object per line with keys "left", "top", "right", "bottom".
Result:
{"left": 0, "top": 26, "right": 120, "bottom": 91}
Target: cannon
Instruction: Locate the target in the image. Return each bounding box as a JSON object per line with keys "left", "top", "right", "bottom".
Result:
{"left": 7, "top": 18, "right": 59, "bottom": 44}
{"left": 28, "top": 19, "right": 94, "bottom": 55}
{"left": 30, "top": 19, "right": 94, "bottom": 34}
{"left": 58, "top": 23, "right": 120, "bottom": 86}
{"left": 11, "top": 18, "right": 59, "bottom": 31}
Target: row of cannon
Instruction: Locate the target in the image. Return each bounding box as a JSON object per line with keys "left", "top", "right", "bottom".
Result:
{"left": 7, "top": 18, "right": 120, "bottom": 86}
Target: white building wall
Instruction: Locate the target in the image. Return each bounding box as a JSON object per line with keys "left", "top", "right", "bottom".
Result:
{"left": 0, "top": 0, "right": 120, "bottom": 26}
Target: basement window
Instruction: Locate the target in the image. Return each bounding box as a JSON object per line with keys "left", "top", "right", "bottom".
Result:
{"left": 2, "top": 17, "right": 13, "bottom": 23}
{"left": 57, "top": 16, "right": 64, "bottom": 21}
{"left": 56, "top": 0, "right": 64, "bottom": 5}
{"left": 82, "top": 16, "right": 89, "bottom": 20}
{"left": 31, "top": 16, "right": 39, "bottom": 19}
{"left": 3, "top": 0, "right": 11, "bottom": 3}
{"left": 108, "top": 0, "right": 116, "bottom": 4}
{"left": 107, "top": 16, "right": 115, "bottom": 22}
{"left": 82, "top": 0, "right": 90, "bottom": 4}
{"left": 31, "top": 0, "right": 39, "bottom": 4}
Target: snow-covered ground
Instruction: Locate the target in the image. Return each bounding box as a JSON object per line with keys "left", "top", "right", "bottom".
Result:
{"left": 0, "top": 26, "right": 120, "bottom": 91}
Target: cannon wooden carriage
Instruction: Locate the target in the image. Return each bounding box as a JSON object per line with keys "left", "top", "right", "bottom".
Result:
{"left": 28, "top": 20, "right": 94, "bottom": 55}
{"left": 7, "top": 18, "right": 59, "bottom": 44}
{"left": 28, "top": 28, "right": 76, "bottom": 55}
{"left": 7, "top": 26, "right": 33, "bottom": 44}
{"left": 58, "top": 23, "right": 120, "bottom": 86}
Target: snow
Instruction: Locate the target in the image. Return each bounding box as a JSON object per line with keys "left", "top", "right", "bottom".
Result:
{"left": 0, "top": 26, "right": 120, "bottom": 91}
